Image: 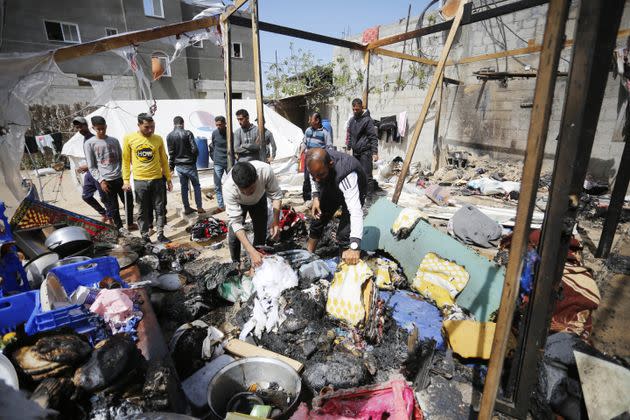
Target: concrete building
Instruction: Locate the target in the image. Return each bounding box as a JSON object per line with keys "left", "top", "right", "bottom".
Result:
{"left": 329, "top": 1, "right": 630, "bottom": 180}
{"left": 0, "top": 0, "right": 255, "bottom": 104}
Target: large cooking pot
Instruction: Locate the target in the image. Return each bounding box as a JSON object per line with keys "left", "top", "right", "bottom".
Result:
{"left": 207, "top": 357, "right": 302, "bottom": 419}
{"left": 23, "top": 252, "right": 59, "bottom": 289}
{"left": 45, "top": 226, "right": 92, "bottom": 258}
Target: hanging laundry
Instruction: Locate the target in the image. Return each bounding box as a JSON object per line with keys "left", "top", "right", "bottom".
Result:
{"left": 550, "top": 265, "right": 601, "bottom": 340}
{"left": 412, "top": 252, "right": 469, "bottom": 310}
{"left": 397, "top": 111, "right": 408, "bottom": 138}
{"left": 326, "top": 261, "right": 374, "bottom": 327}
{"left": 362, "top": 26, "right": 380, "bottom": 44}
{"left": 34, "top": 134, "right": 55, "bottom": 152}
{"left": 391, "top": 208, "right": 429, "bottom": 240}
{"left": 377, "top": 115, "right": 399, "bottom": 142}
{"left": 190, "top": 216, "right": 227, "bottom": 242}
{"left": 449, "top": 204, "right": 502, "bottom": 248}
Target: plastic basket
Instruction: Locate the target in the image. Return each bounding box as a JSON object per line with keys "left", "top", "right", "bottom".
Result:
{"left": 0, "top": 291, "right": 38, "bottom": 334}
{"left": 47, "top": 256, "right": 127, "bottom": 294}
{"left": 24, "top": 291, "right": 97, "bottom": 337}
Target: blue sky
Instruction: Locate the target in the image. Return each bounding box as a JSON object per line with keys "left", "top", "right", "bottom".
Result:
{"left": 256, "top": 1, "right": 432, "bottom": 90}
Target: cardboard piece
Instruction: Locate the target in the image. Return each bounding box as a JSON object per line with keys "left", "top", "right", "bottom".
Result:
{"left": 442, "top": 320, "right": 496, "bottom": 359}
{"left": 224, "top": 339, "right": 304, "bottom": 372}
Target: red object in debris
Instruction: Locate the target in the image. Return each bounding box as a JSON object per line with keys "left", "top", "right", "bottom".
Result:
{"left": 303, "top": 380, "right": 423, "bottom": 420}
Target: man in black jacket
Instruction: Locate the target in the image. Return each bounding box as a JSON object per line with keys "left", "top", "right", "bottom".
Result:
{"left": 306, "top": 147, "right": 367, "bottom": 265}
{"left": 167, "top": 116, "right": 205, "bottom": 215}
{"left": 348, "top": 98, "right": 378, "bottom": 192}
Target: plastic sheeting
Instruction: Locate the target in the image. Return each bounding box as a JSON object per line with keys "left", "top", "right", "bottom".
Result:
{"left": 0, "top": 51, "right": 60, "bottom": 205}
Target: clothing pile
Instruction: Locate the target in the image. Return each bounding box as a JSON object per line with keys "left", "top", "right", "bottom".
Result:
{"left": 278, "top": 207, "right": 306, "bottom": 240}
{"left": 190, "top": 217, "right": 228, "bottom": 242}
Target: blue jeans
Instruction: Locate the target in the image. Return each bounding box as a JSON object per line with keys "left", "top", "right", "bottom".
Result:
{"left": 214, "top": 163, "right": 227, "bottom": 209}
{"left": 176, "top": 165, "right": 202, "bottom": 210}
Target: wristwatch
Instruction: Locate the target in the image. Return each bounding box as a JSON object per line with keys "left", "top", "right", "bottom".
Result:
{"left": 349, "top": 241, "right": 359, "bottom": 250}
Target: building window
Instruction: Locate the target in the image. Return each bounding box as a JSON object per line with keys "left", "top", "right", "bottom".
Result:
{"left": 143, "top": 0, "right": 164, "bottom": 18}
{"left": 231, "top": 92, "right": 242, "bottom": 99}
{"left": 192, "top": 40, "right": 203, "bottom": 49}
{"left": 231, "top": 42, "right": 243, "bottom": 59}
{"left": 151, "top": 52, "right": 171, "bottom": 80}
{"left": 105, "top": 27, "right": 118, "bottom": 36}
{"left": 44, "top": 20, "right": 81, "bottom": 43}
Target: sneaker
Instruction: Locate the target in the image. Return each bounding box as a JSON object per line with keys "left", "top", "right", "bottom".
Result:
{"left": 212, "top": 207, "right": 225, "bottom": 215}
{"left": 157, "top": 234, "right": 172, "bottom": 244}
{"left": 128, "top": 223, "right": 139, "bottom": 232}
{"left": 141, "top": 234, "right": 151, "bottom": 243}
{"left": 197, "top": 208, "right": 206, "bottom": 214}
{"left": 183, "top": 207, "right": 196, "bottom": 215}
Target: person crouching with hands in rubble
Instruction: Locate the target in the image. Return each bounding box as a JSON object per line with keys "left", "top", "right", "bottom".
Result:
{"left": 306, "top": 148, "right": 368, "bottom": 265}
{"left": 224, "top": 161, "right": 283, "bottom": 268}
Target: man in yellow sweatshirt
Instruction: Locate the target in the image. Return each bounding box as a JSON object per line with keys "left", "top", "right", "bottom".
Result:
{"left": 122, "top": 113, "right": 173, "bottom": 243}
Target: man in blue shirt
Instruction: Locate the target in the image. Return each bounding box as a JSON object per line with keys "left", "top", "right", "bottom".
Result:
{"left": 300, "top": 112, "right": 332, "bottom": 202}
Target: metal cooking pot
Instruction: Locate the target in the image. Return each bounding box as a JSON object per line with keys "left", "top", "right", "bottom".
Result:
{"left": 45, "top": 226, "right": 92, "bottom": 258}
{"left": 23, "top": 252, "right": 59, "bottom": 289}
{"left": 46, "top": 255, "right": 92, "bottom": 273}
{"left": 207, "top": 357, "right": 302, "bottom": 419}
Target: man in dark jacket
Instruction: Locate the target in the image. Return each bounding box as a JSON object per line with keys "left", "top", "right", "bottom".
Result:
{"left": 306, "top": 147, "right": 367, "bottom": 265}
{"left": 210, "top": 115, "right": 229, "bottom": 214}
{"left": 167, "top": 116, "right": 205, "bottom": 215}
{"left": 347, "top": 98, "right": 378, "bottom": 192}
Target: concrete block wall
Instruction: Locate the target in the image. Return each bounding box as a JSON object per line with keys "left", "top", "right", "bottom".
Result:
{"left": 330, "top": 1, "right": 630, "bottom": 181}
{"left": 36, "top": 74, "right": 139, "bottom": 106}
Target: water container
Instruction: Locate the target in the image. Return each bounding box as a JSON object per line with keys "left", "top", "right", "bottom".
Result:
{"left": 195, "top": 137, "right": 209, "bottom": 169}
{"left": 321, "top": 119, "right": 333, "bottom": 143}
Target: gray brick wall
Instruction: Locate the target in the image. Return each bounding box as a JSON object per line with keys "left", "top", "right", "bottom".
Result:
{"left": 330, "top": 1, "right": 630, "bottom": 183}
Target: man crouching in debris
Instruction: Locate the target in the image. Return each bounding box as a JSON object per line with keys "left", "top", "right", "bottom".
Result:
{"left": 224, "top": 161, "right": 283, "bottom": 268}
{"left": 306, "top": 147, "right": 367, "bottom": 264}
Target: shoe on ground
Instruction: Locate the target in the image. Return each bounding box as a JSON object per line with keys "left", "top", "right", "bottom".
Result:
{"left": 205, "top": 192, "right": 214, "bottom": 199}
{"left": 157, "top": 234, "right": 172, "bottom": 244}
{"left": 128, "top": 223, "right": 139, "bottom": 232}
{"left": 141, "top": 234, "right": 151, "bottom": 243}
{"left": 183, "top": 207, "right": 196, "bottom": 215}
{"left": 197, "top": 208, "right": 206, "bottom": 214}
{"left": 212, "top": 207, "right": 225, "bottom": 215}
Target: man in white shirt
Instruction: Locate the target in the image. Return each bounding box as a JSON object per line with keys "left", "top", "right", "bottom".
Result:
{"left": 306, "top": 148, "right": 367, "bottom": 264}
{"left": 223, "top": 161, "right": 283, "bottom": 267}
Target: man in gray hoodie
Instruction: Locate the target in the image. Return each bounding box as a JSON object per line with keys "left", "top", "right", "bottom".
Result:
{"left": 84, "top": 116, "right": 134, "bottom": 230}
{"left": 347, "top": 98, "right": 378, "bottom": 192}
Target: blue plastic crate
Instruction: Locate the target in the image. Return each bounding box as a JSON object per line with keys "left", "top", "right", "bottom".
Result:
{"left": 47, "top": 256, "right": 128, "bottom": 294}
{"left": 0, "top": 290, "right": 38, "bottom": 334}
{"left": 24, "top": 291, "right": 97, "bottom": 338}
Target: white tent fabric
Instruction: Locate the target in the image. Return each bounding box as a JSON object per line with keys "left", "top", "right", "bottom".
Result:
{"left": 62, "top": 99, "right": 303, "bottom": 160}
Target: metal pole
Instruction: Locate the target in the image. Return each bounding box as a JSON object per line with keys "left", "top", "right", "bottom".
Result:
{"left": 222, "top": 19, "right": 234, "bottom": 169}
{"left": 251, "top": 0, "right": 265, "bottom": 155}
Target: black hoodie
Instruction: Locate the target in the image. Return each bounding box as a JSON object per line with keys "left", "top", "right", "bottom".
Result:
{"left": 348, "top": 109, "right": 378, "bottom": 155}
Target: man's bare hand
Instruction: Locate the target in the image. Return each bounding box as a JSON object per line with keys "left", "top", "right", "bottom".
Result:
{"left": 249, "top": 249, "right": 264, "bottom": 268}
{"left": 312, "top": 197, "right": 321, "bottom": 219}
{"left": 100, "top": 180, "right": 110, "bottom": 193}
{"left": 166, "top": 180, "right": 173, "bottom": 192}
{"left": 122, "top": 182, "right": 131, "bottom": 192}
{"left": 372, "top": 154, "right": 379, "bottom": 162}
{"left": 342, "top": 249, "right": 361, "bottom": 265}
{"left": 76, "top": 165, "right": 88, "bottom": 174}
{"left": 269, "top": 222, "right": 280, "bottom": 241}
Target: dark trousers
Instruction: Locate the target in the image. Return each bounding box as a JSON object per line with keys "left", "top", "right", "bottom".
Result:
{"left": 302, "top": 166, "right": 312, "bottom": 201}
{"left": 102, "top": 177, "right": 134, "bottom": 229}
{"left": 309, "top": 191, "right": 352, "bottom": 249}
{"left": 82, "top": 172, "right": 107, "bottom": 216}
{"left": 228, "top": 195, "right": 268, "bottom": 262}
{"left": 353, "top": 150, "right": 374, "bottom": 191}
{"left": 176, "top": 165, "right": 202, "bottom": 210}
{"left": 135, "top": 179, "right": 166, "bottom": 236}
